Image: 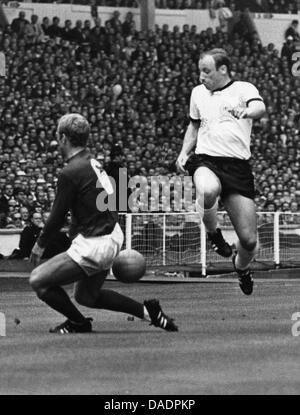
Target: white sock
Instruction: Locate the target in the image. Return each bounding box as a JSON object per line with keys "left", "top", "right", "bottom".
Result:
{"left": 195, "top": 198, "right": 204, "bottom": 220}
{"left": 235, "top": 240, "right": 257, "bottom": 270}
{"left": 203, "top": 199, "right": 218, "bottom": 233}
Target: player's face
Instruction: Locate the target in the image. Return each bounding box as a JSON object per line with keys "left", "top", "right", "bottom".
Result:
{"left": 56, "top": 128, "right": 67, "bottom": 157}
{"left": 199, "top": 55, "right": 224, "bottom": 91}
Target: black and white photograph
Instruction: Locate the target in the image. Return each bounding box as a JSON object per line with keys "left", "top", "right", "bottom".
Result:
{"left": 0, "top": 0, "right": 300, "bottom": 400}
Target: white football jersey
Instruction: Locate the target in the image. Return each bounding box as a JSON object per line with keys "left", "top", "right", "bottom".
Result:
{"left": 189, "top": 81, "right": 263, "bottom": 159}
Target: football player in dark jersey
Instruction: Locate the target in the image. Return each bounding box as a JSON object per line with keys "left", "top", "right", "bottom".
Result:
{"left": 29, "top": 113, "right": 178, "bottom": 334}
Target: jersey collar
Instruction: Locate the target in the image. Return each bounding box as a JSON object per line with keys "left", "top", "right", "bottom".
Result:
{"left": 66, "top": 148, "right": 86, "bottom": 162}
{"left": 212, "top": 80, "right": 234, "bottom": 93}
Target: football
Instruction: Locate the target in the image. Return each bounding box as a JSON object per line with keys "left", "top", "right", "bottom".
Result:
{"left": 112, "top": 249, "right": 146, "bottom": 283}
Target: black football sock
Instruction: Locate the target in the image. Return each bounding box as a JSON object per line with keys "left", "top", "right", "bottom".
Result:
{"left": 40, "top": 286, "right": 86, "bottom": 324}
{"left": 94, "top": 289, "right": 144, "bottom": 319}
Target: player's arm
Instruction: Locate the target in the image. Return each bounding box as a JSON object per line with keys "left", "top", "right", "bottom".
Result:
{"left": 232, "top": 82, "right": 266, "bottom": 120}
{"left": 176, "top": 119, "right": 200, "bottom": 173}
{"left": 30, "top": 173, "right": 75, "bottom": 266}
{"left": 176, "top": 87, "right": 201, "bottom": 173}
{"left": 235, "top": 99, "right": 266, "bottom": 120}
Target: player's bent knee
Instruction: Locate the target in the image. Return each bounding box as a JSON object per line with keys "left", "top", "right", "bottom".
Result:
{"left": 29, "top": 270, "right": 41, "bottom": 291}
{"left": 195, "top": 189, "right": 218, "bottom": 212}
{"left": 204, "top": 189, "right": 219, "bottom": 208}
{"left": 240, "top": 237, "right": 257, "bottom": 252}
{"left": 194, "top": 172, "right": 220, "bottom": 209}
{"left": 29, "top": 270, "right": 49, "bottom": 298}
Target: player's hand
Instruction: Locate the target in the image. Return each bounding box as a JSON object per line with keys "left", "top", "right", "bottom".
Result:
{"left": 229, "top": 107, "right": 250, "bottom": 119}
{"left": 30, "top": 242, "right": 45, "bottom": 267}
{"left": 176, "top": 153, "right": 188, "bottom": 174}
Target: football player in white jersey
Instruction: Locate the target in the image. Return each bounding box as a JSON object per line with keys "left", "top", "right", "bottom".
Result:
{"left": 176, "top": 48, "right": 266, "bottom": 295}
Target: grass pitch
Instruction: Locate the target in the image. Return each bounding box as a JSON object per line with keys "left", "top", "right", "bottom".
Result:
{"left": 0, "top": 276, "right": 300, "bottom": 395}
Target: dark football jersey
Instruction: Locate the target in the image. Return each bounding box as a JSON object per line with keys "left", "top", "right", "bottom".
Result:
{"left": 38, "top": 149, "right": 118, "bottom": 247}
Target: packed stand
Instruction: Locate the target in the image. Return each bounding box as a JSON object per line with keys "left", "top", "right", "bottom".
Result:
{"left": 19, "top": 0, "right": 299, "bottom": 13}
{"left": 0, "top": 9, "right": 300, "bottom": 238}
{"left": 155, "top": 0, "right": 298, "bottom": 13}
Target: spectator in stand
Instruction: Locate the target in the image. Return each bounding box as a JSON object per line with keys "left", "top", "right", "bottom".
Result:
{"left": 285, "top": 19, "right": 300, "bottom": 41}
{"left": 11, "top": 11, "right": 29, "bottom": 35}
{"left": 14, "top": 188, "right": 27, "bottom": 208}
{"left": 23, "top": 14, "right": 44, "bottom": 44}
{"left": 84, "top": 19, "right": 92, "bottom": 33}
{"left": 122, "top": 11, "right": 135, "bottom": 37}
{"left": 41, "top": 16, "right": 50, "bottom": 36}
{"left": 210, "top": 0, "right": 233, "bottom": 33}
{"left": 20, "top": 206, "right": 30, "bottom": 226}
{"left": 69, "top": 19, "right": 85, "bottom": 43}
{"left": 61, "top": 19, "right": 73, "bottom": 42}
{"left": 107, "top": 10, "right": 122, "bottom": 32}
{"left": 290, "top": 202, "right": 300, "bottom": 223}
{"left": 3, "top": 184, "right": 14, "bottom": 204}
{"left": 8, "top": 211, "right": 70, "bottom": 260}
{"left": 8, "top": 212, "right": 43, "bottom": 259}
{"left": 91, "top": 17, "right": 106, "bottom": 36}
{"left": 281, "top": 35, "right": 296, "bottom": 65}
{"left": 47, "top": 16, "right": 62, "bottom": 39}
{"left": 12, "top": 212, "right": 24, "bottom": 229}
{"left": 0, "top": 188, "right": 8, "bottom": 228}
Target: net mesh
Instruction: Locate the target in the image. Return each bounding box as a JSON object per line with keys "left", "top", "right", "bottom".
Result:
{"left": 278, "top": 213, "right": 300, "bottom": 265}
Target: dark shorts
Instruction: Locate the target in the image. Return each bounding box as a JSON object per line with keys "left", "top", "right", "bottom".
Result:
{"left": 185, "top": 154, "right": 255, "bottom": 200}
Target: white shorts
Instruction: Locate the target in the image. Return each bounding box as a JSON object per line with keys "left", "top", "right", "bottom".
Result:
{"left": 67, "top": 223, "right": 124, "bottom": 276}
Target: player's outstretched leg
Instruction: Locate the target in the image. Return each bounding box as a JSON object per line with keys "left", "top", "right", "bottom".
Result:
{"left": 74, "top": 276, "right": 178, "bottom": 332}
{"left": 144, "top": 299, "right": 178, "bottom": 332}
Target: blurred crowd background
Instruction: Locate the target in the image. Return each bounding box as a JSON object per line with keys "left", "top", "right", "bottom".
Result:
{"left": 17, "top": 0, "right": 299, "bottom": 14}
{"left": 0, "top": 0, "right": 300, "bottom": 234}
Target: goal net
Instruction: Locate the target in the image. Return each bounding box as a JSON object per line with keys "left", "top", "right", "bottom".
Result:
{"left": 118, "top": 212, "right": 300, "bottom": 275}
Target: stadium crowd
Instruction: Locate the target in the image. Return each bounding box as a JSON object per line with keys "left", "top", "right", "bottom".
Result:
{"left": 15, "top": 0, "right": 299, "bottom": 13}
{"left": 155, "top": 0, "right": 299, "bottom": 13}
{"left": 0, "top": 7, "right": 300, "bottom": 233}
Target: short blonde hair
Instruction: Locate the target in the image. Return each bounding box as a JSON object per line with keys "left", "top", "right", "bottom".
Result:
{"left": 200, "top": 48, "right": 232, "bottom": 74}
{"left": 57, "top": 113, "right": 90, "bottom": 147}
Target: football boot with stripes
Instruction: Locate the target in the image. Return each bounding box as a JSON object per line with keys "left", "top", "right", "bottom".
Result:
{"left": 232, "top": 253, "right": 254, "bottom": 295}
{"left": 144, "top": 299, "right": 178, "bottom": 332}
{"left": 207, "top": 228, "right": 233, "bottom": 258}
{"left": 49, "top": 317, "right": 93, "bottom": 334}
